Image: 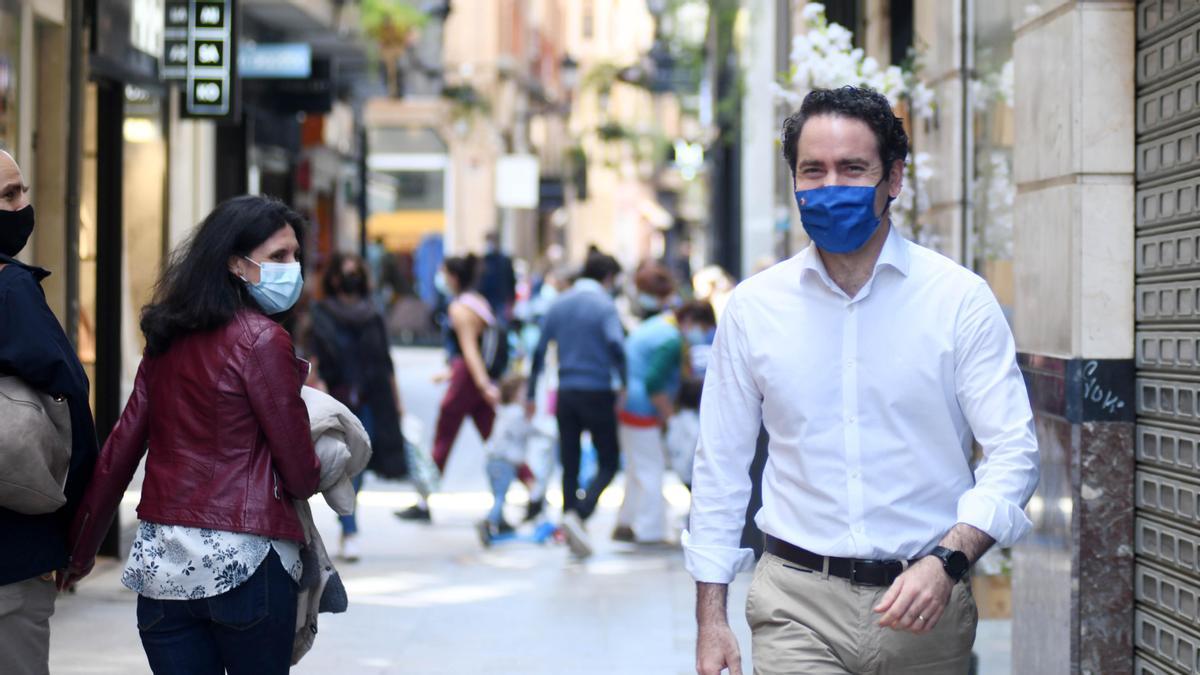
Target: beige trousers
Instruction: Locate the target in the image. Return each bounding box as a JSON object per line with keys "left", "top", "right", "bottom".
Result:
{"left": 0, "top": 574, "right": 57, "bottom": 675}
{"left": 747, "top": 553, "right": 977, "bottom": 675}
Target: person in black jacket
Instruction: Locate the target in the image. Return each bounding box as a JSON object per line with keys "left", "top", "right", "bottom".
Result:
{"left": 0, "top": 149, "right": 99, "bottom": 674}
{"left": 307, "top": 252, "right": 405, "bottom": 561}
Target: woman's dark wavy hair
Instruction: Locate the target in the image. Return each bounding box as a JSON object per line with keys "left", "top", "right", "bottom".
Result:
{"left": 140, "top": 195, "right": 306, "bottom": 356}
{"left": 443, "top": 253, "right": 480, "bottom": 290}
{"left": 781, "top": 85, "right": 910, "bottom": 177}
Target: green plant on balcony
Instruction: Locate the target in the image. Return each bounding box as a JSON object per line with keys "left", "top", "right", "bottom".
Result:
{"left": 441, "top": 83, "right": 492, "bottom": 123}
{"left": 597, "top": 121, "right": 633, "bottom": 143}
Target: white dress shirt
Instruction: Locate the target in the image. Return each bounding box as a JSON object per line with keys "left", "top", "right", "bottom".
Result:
{"left": 684, "top": 228, "right": 1039, "bottom": 584}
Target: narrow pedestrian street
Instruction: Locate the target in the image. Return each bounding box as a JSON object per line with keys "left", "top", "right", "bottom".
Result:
{"left": 44, "top": 347, "right": 1012, "bottom": 675}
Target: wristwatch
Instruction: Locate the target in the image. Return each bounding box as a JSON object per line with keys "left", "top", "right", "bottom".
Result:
{"left": 929, "top": 546, "right": 970, "bottom": 582}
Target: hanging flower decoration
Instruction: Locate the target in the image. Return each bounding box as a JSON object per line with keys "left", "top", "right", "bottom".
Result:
{"left": 774, "top": 2, "right": 938, "bottom": 247}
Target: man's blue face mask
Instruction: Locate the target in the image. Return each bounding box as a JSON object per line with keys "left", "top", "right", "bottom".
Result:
{"left": 795, "top": 177, "right": 894, "bottom": 254}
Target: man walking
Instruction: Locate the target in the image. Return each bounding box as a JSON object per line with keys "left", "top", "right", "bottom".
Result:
{"left": 0, "top": 150, "right": 100, "bottom": 675}
{"left": 527, "top": 250, "right": 626, "bottom": 557}
{"left": 479, "top": 231, "right": 517, "bottom": 319}
{"left": 688, "top": 86, "right": 1039, "bottom": 674}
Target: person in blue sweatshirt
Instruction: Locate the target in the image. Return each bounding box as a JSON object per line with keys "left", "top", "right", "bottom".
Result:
{"left": 526, "top": 250, "right": 626, "bottom": 557}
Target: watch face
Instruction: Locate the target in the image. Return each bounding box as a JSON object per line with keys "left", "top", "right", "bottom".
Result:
{"left": 947, "top": 551, "right": 970, "bottom": 579}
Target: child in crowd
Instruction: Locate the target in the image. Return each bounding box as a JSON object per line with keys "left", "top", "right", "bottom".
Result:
{"left": 666, "top": 378, "right": 703, "bottom": 491}
{"left": 477, "top": 374, "right": 554, "bottom": 546}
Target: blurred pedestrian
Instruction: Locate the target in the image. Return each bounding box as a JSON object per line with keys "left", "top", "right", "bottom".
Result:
{"left": 665, "top": 300, "right": 716, "bottom": 491}
{"left": 0, "top": 150, "right": 99, "bottom": 675}
{"left": 64, "top": 196, "right": 322, "bottom": 675}
{"left": 690, "top": 86, "right": 1038, "bottom": 675}
{"left": 526, "top": 250, "right": 626, "bottom": 558}
{"left": 479, "top": 231, "right": 517, "bottom": 319}
{"left": 613, "top": 263, "right": 680, "bottom": 545}
{"left": 396, "top": 254, "right": 500, "bottom": 522}
{"left": 476, "top": 374, "right": 554, "bottom": 546}
{"left": 676, "top": 300, "right": 718, "bottom": 380}
{"left": 307, "top": 252, "right": 405, "bottom": 562}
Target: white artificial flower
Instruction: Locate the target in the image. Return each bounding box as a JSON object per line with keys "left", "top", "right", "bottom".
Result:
{"left": 910, "top": 80, "right": 935, "bottom": 120}
{"left": 861, "top": 56, "right": 879, "bottom": 78}
{"left": 826, "top": 23, "right": 854, "bottom": 51}
{"left": 801, "top": 2, "right": 826, "bottom": 22}
{"left": 999, "top": 59, "right": 1014, "bottom": 107}
{"left": 770, "top": 81, "right": 805, "bottom": 106}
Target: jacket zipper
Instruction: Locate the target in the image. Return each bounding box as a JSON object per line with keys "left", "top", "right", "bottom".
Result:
{"left": 272, "top": 470, "right": 281, "bottom": 500}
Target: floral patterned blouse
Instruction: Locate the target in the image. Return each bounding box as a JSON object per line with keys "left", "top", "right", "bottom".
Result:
{"left": 122, "top": 521, "right": 303, "bottom": 600}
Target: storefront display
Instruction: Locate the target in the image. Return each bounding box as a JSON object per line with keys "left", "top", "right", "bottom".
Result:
{"left": 971, "top": 0, "right": 1019, "bottom": 318}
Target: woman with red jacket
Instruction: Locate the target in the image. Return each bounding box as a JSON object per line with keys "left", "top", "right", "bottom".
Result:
{"left": 64, "top": 196, "right": 322, "bottom": 674}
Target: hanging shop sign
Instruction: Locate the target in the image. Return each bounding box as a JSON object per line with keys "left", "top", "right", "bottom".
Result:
{"left": 162, "top": 0, "right": 238, "bottom": 119}
{"left": 239, "top": 43, "right": 311, "bottom": 79}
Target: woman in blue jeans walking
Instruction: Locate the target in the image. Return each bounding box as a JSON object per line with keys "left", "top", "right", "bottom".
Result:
{"left": 64, "top": 196, "right": 322, "bottom": 674}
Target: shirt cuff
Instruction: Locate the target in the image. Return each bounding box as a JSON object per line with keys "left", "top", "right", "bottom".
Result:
{"left": 956, "top": 489, "right": 1033, "bottom": 548}
{"left": 682, "top": 530, "right": 757, "bottom": 584}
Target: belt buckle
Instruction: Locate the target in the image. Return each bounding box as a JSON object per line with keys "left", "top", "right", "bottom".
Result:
{"left": 849, "top": 561, "right": 866, "bottom": 585}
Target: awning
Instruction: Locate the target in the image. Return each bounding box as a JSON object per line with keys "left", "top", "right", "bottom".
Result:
{"left": 367, "top": 210, "right": 445, "bottom": 251}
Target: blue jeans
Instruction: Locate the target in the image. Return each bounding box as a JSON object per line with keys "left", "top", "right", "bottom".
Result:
{"left": 136, "top": 549, "right": 297, "bottom": 675}
{"left": 339, "top": 405, "right": 375, "bottom": 536}
{"left": 486, "top": 458, "right": 518, "bottom": 525}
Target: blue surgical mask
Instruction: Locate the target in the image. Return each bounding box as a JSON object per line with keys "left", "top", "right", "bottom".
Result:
{"left": 684, "top": 328, "right": 708, "bottom": 345}
{"left": 636, "top": 292, "right": 662, "bottom": 314}
{"left": 434, "top": 271, "right": 450, "bottom": 297}
{"left": 795, "top": 179, "right": 893, "bottom": 254}
{"left": 241, "top": 257, "right": 303, "bottom": 314}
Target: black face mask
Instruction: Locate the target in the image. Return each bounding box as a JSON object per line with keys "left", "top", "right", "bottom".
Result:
{"left": 0, "top": 204, "right": 34, "bottom": 257}
{"left": 340, "top": 272, "right": 367, "bottom": 297}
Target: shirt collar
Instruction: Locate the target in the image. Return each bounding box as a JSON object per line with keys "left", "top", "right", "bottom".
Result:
{"left": 573, "top": 278, "right": 607, "bottom": 294}
{"left": 0, "top": 252, "right": 49, "bottom": 281}
{"left": 798, "top": 225, "right": 910, "bottom": 294}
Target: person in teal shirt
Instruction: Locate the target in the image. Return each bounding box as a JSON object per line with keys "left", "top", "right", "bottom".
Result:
{"left": 615, "top": 263, "right": 685, "bottom": 544}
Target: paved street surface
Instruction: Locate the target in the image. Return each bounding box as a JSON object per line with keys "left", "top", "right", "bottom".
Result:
{"left": 48, "top": 347, "right": 1011, "bottom": 674}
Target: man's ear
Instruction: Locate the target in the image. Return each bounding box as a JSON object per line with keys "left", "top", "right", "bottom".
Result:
{"left": 887, "top": 159, "right": 905, "bottom": 198}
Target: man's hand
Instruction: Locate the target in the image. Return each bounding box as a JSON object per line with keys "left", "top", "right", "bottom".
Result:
{"left": 697, "top": 621, "right": 743, "bottom": 675}
{"left": 524, "top": 399, "right": 537, "bottom": 420}
{"left": 614, "top": 388, "right": 627, "bottom": 416}
{"left": 873, "top": 556, "right": 953, "bottom": 634}
{"left": 57, "top": 557, "right": 94, "bottom": 592}
{"left": 696, "top": 582, "right": 742, "bottom": 675}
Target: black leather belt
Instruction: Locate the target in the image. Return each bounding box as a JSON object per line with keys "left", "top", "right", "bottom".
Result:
{"left": 764, "top": 535, "right": 913, "bottom": 587}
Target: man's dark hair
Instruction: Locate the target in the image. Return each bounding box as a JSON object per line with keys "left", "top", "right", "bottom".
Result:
{"left": 676, "top": 300, "right": 716, "bottom": 327}
{"left": 140, "top": 195, "right": 306, "bottom": 357}
{"left": 781, "top": 86, "right": 909, "bottom": 177}
{"left": 582, "top": 250, "right": 621, "bottom": 282}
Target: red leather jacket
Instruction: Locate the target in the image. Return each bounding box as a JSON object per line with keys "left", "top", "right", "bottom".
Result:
{"left": 69, "top": 311, "right": 321, "bottom": 564}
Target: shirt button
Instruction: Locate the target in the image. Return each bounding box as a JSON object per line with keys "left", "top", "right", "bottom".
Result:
{"left": 855, "top": 525, "right": 865, "bottom": 534}
{"left": 850, "top": 471, "right": 861, "bottom": 479}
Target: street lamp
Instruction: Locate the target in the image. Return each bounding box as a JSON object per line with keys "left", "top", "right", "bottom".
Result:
{"left": 560, "top": 54, "right": 579, "bottom": 95}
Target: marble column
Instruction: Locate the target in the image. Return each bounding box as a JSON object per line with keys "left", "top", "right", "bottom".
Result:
{"left": 1010, "top": 2, "right": 1137, "bottom": 674}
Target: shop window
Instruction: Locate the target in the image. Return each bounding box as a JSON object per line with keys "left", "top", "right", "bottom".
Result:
{"left": 971, "top": 0, "right": 1018, "bottom": 319}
